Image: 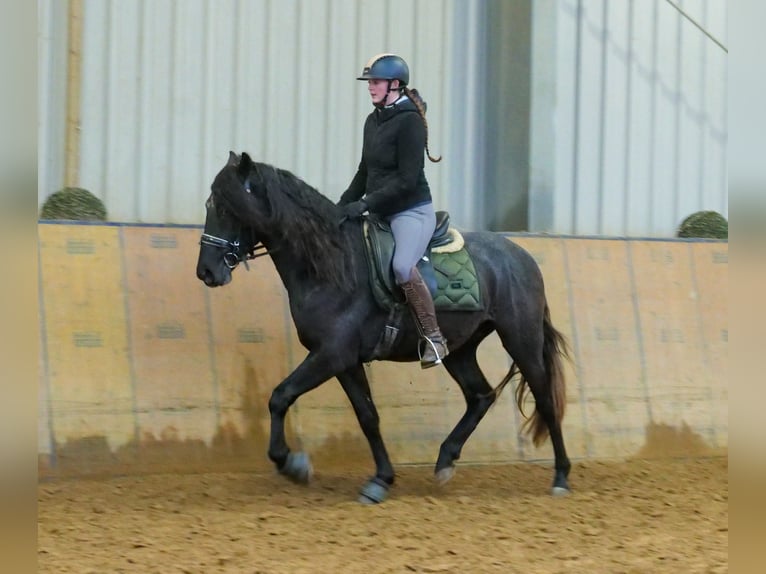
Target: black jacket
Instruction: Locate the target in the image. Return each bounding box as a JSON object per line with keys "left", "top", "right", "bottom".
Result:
{"left": 339, "top": 98, "right": 432, "bottom": 216}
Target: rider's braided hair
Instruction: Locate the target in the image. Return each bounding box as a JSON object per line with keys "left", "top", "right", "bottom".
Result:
{"left": 402, "top": 86, "right": 442, "bottom": 163}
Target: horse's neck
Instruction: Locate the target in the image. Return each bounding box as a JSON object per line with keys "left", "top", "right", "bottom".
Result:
{"left": 265, "top": 226, "right": 364, "bottom": 302}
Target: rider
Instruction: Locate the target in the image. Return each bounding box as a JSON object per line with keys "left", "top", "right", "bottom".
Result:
{"left": 337, "top": 53, "right": 447, "bottom": 368}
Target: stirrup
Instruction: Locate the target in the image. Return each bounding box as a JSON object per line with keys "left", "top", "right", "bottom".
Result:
{"left": 418, "top": 337, "right": 447, "bottom": 369}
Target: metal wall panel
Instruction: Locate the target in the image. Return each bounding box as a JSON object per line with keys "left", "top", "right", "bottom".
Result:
{"left": 548, "top": 0, "right": 728, "bottom": 236}
{"left": 44, "top": 0, "right": 463, "bottom": 225}
{"left": 38, "top": 0, "right": 69, "bottom": 202}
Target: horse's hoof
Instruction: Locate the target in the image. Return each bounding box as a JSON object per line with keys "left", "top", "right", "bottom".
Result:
{"left": 434, "top": 466, "right": 455, "bottom": 486}
{"left": 551, "top": 469, "right": 570, "bottom": 496}
{"left": 358, "top": 477, "right": 390, "bottom": 504}
{"left": 279, "top": 452, "right": 313, "bottom": 485}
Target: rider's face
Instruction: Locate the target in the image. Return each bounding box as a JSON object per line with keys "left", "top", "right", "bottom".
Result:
{"left": 367, "top": 79, "right": 400, "bottom": 105}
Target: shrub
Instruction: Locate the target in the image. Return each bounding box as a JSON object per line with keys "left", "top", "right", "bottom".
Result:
{"left": 40, "top": 187, "right": 107, "bottom": 221}
{"left": 676, "top": 210, "right": 728, "bottom": 239}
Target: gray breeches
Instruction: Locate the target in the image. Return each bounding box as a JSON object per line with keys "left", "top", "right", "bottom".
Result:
{"left": 387, "top": 202, "right": 436, "bottom": 285}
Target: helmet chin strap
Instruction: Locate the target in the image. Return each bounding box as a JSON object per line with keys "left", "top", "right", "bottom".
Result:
{"left": 374, "top": 79, "right": 403, "bottom": 108}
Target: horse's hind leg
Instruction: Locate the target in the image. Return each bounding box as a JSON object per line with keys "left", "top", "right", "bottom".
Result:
{"left": 336, "top": 365, "right": 395, "bottom": 504}
{"left": 498, "top": 325, "right": 571, "bottom": 495}
{"left": 518, "top": 359, "right": 571, "bottom": 494}
{"left": 435, "top": 341, "right": 496, "bottom": 484}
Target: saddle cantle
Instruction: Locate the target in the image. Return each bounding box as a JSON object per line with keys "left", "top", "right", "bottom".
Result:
{"left": 362, "top": 211, "right": 482, "bottom": 313}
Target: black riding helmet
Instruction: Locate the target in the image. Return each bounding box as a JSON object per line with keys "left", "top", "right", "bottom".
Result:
{"left": 356, "top": 53, "right": 409, "bottom": 86}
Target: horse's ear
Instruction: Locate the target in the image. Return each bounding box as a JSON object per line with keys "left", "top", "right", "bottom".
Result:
{"left": 227, "top": 151, "right": 239, "bottom": 166}
{"left": 238, "top": 152, "right": 254, "bottom": 181}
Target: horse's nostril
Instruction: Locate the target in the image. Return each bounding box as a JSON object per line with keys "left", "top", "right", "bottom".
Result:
{"left": 197, "top": 268, "right": 216, "bottom": 286}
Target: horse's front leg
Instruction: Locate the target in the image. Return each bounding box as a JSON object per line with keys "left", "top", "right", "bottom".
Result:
{"left": 268, "top": 352, "right": 337, "bottom": 483}
{"left": 336, "top": 365, "right": 395, "bottom": 504}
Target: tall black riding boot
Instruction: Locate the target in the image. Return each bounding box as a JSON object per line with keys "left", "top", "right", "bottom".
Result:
{"left": 400, "top": 267, "right": 449, "bottom": 369}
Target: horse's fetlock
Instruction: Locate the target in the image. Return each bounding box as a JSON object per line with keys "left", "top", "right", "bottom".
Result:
{"left": 269, "top": 449, "right": 288, "bottom": 469}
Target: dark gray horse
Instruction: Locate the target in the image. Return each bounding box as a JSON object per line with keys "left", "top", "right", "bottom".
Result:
{"left": 196, "top": 152, "right": 572, "bottom": 503}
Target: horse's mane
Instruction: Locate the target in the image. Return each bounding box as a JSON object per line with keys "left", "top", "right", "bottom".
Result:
{"left": 216, "top": 159, "right": 356, "bottom": 291}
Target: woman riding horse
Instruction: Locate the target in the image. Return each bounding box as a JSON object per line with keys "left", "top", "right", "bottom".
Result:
{"left": 337, "top": 53, "right": 447, "bottom": 369}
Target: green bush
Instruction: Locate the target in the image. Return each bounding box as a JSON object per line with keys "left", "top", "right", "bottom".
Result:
{"left": 676, "top": 210, "right": 728, "bottom": 239}
{"left": 40, "top": 187, "right": 107, "bottom": 221}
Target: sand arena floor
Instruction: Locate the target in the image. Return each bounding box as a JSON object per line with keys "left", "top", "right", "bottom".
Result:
{"left": 38, "top": 456, "right": 727, "bottom": 574}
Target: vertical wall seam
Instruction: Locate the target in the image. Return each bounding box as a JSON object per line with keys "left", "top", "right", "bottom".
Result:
{"left": 293, "top": 2, "right": 303, "bottom": 167}
{"left": 101, "top": 1, "right": 113, "bottom": 208}
{"left": 134, "top": 0, "right": 146, "bottom": 221}
{"left": 166, "top": 0, "right": 178, "bottom": 221}
{"left": 323, "top": 2, "right": 332, "bottom": 188}
{"left": 698, "top": 0, "right": 708, "bottom": 208}
{"left": 118, "top": 227, "right": 140, "bottom": 446}
{"left": 202, "top": 287, "right": 222, "bottom": 432}
{"left": 626, "top": 242, "right": 652, "bottom": 422}
{"left": 439, "top": 2, "right": 448, "bottom": 212}
{"left": 38, "top": 234, "right": 57, "bottom": 470}
{"left": 200, "top": 0, "right": 212, "bottom": 210}
{"left": 597, "top": 0, "right": 608, "bottom": 235}
{"left": 673, "top": 6, "right": 682, "bottom": 229}
{"left": 688, "top": 243, "right": 717, "bottom": 446}
{"left": 623, "top": 0, "right": 634, "bottom": 233}
{"left": 648, "top": 0, "right": 659, "bottom": 235}
{"left": 561, "top": 238, "right": 591, "bottom": 458}
{"left": 232, "top": 0, "right": 241, "bottom": 149}
{"left": 262, "top": 0, "right": 272, "bottom": 158}
{"left": 719, "top": 6, "right": 728, "bottom": 214}
{"left": 571, "top": 0, "right": 583, "bottom": 234}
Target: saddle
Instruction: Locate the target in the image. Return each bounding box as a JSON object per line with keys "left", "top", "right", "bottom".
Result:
{"left": 362, "top": 211, "right": 482, "bottom": 312}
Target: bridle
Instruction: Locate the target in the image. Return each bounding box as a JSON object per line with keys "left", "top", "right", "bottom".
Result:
{"left": 199, "top": 231, "right": 270, "bottom": 271}
{"left": 200, "top": 178, "right": 275, "bottom": 271}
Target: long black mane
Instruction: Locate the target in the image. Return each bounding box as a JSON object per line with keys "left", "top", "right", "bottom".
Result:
{"left": 215, "top": 158, "right": 356, "bottom": 290}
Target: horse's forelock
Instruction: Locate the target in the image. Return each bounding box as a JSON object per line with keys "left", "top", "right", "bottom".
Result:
{"left": 209, "top": 165, "right": 261, "bottom": 232}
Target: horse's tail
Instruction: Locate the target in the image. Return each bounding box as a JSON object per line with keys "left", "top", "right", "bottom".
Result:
{"left": 492, "top": 303, "right": 569, "bottom": 447}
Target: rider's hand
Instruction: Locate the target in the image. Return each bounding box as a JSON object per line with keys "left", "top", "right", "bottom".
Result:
{"left": 339, "top": 200, "right": 368, "bottom": 222}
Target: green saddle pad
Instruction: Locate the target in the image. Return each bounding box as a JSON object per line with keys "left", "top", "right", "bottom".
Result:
{"left": 431, "top": 249, "right": 482, "bottom": 311}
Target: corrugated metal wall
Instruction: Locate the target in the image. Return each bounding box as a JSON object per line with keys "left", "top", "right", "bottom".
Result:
{"left": 40, "top": 0, "right": 475, "bottom": 226}
{"left": 548, "top": 0, "right": 728, "bottom": 236}
{"left": 38, "top": 0, "right": 727, "bottom": 236}
{"left": 38, "top": 0, "right": 69, "bottom": 205}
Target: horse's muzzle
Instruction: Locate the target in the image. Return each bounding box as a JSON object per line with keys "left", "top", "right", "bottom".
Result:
{"left": 197, "top": 268, "right": 230, "bottom": 287}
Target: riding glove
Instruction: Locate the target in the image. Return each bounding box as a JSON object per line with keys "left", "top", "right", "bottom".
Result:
{"left": 339, "top": 200, "right": 368, "bottom": 220}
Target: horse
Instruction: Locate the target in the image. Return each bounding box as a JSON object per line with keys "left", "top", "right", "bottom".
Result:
{"left": 196, "top": 151, "right": 572, "bottom": 503}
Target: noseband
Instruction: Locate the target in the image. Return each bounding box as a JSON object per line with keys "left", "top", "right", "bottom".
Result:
{"left": 199, "top": 232, "right": 269, "bottom": 270}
